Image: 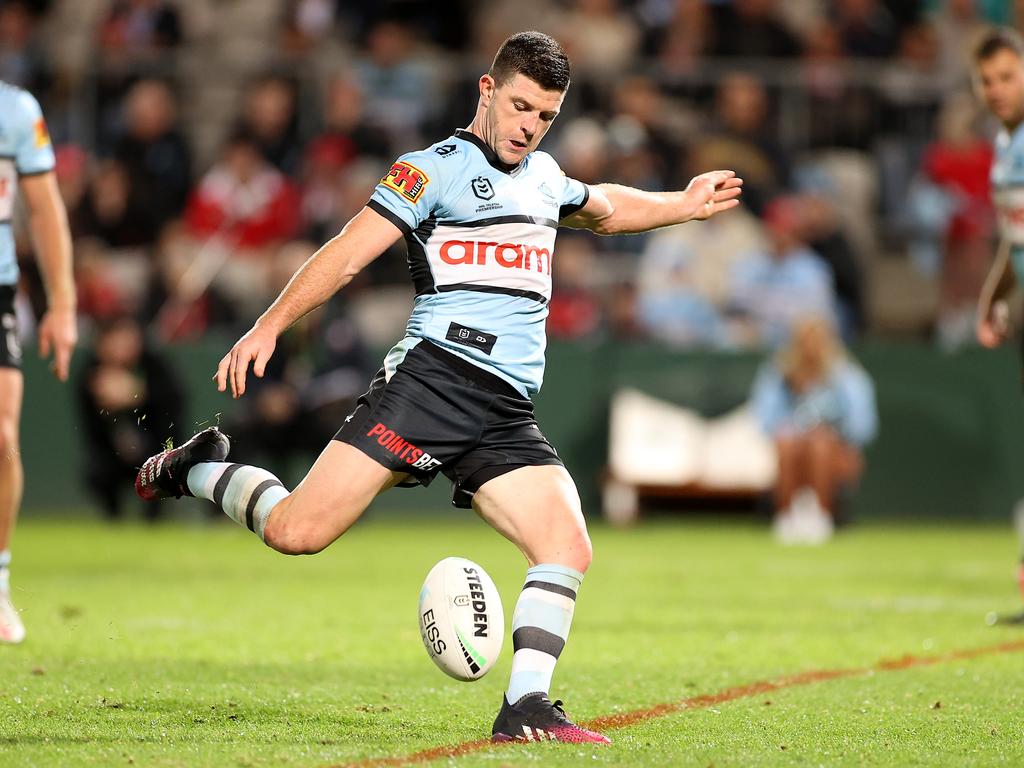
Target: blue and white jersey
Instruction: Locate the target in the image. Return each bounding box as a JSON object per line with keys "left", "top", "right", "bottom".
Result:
{"left": 367, "top": 129, "right": 589, "bottom": 396}
{"left": 0, "top": 82, "right": 55, "bottom": 286}
{"left": 992, "top": 121, "right": 1024, "bottom": 282}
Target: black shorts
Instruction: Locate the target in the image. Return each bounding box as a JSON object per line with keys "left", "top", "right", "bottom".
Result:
{"left": 335, "top": 340, "right": 562, "bottom": 508}
{"left": 0, "top": 286, "right": 21, "bottom": 370}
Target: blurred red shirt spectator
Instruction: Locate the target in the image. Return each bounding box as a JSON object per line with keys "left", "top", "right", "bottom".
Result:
{"left": 184, "top": 129, "right": 302, "bottom": 250}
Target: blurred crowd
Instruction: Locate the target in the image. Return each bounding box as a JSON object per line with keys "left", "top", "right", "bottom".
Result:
{"left": 3, "top": 0, "right": 1019, "bottom": 352}
{"left": 0, "top": 0, "right": 1018, "bottom": 513}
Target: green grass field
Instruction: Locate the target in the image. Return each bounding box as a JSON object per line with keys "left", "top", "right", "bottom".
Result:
{"left": 1, "top": 514, "right": 1023, "bottom": 767}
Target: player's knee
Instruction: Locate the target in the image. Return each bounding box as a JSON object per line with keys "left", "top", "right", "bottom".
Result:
{"left": 562, "top": 525, "right": 593, "bottom": 574}
{"left": 0, "top": 417, "right": 18, "bottom": 461}
{"left": 262, "top": 514, "right": 333, "bottom": 556}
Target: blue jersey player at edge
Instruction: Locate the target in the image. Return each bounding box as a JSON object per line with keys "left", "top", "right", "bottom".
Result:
{"left": 0, "top": 82, "right": 77, "bottom": 645}
{"left": 976, "top": 28, "right": 1024, "bottom": 627}
{"left": 136, "top": 31, "right": 743, "bottom": 743}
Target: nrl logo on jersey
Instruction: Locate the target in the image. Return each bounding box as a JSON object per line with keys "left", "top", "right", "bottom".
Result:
{"left": 471, "top": 176, "right": 495, "bottom": 201}
{"left": 434, "top": 144, "right": 458, "bottom": 156}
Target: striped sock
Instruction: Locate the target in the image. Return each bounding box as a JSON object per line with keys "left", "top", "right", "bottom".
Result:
{"left": 0, "top": 550, "right": 9, "bottom": 593}
{"left": 506, "top": 563, "right": 583, "bottom": 705}
{"left": 186, "top": 462, "right": 288, "bottom": 541}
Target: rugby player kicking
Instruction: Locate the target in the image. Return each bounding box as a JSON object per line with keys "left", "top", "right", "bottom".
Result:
{"left": 0, "top": 82, "right": 77, "bottom": 644}
{"left": 975, "top": 28, "right": 1024, "bottom": 626}
{"left": 136, "top": 31, "right": 741, "bottom": 742}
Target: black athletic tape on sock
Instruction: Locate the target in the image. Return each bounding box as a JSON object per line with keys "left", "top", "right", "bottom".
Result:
{"left": 512, "top": 627, "right": 566, "bottom": 658}
{"left": 522, "top": 580, "right": 577, "bottom": 600}
{"left": 212, "top": 464, "right": 243, "bottom": 508}
{"left": 245, "top": 479, "right": 284, "bottom": 532}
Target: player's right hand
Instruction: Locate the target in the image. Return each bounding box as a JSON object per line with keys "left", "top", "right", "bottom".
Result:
{"left": 977, "top": 299, "right": 1010, "bottom": 348}
{"left": 214, "top": 324, "right": 277, "bottom": 399}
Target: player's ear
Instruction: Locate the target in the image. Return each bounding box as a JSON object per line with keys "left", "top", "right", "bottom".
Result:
{"left": 479, "top": 74, "right": 495, "bottom": 106}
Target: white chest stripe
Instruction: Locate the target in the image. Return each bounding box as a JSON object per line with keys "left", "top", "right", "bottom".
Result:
{"left": 426, "top": 222, "right": 555, "bottom": 299}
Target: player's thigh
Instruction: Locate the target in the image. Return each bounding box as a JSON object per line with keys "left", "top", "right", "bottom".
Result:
{"left": 472, "top": 464, "right": 592, "bottom": 573}
{"left": 267, "top": 441, "right": 406, "bottom": 547}
{"left": 0, "top": 368, "right": 23, "bottom": 454}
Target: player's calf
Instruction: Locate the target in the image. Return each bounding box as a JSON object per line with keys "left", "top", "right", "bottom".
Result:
{"left": 135, "top": 427, "right": 289, "bottom": 541}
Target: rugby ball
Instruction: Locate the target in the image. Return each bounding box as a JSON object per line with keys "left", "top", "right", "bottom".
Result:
{"left": 419, "top": 557, "right": 504, "bottom": 681}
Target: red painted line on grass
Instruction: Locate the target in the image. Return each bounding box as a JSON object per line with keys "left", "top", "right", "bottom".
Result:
{"left": 337, "top": 639, "right": 1024, "bottom": 768}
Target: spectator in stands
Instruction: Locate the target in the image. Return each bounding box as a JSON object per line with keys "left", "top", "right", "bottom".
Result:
{"left": 301, "top": 75, "right": 391, "bottom": 200}
{"left": 637, "top": 158, "right": 765, "bottom": 347}
{"left": 95, "top": 0, "right": 184, "bottom": 150}
{"left": 72, "top": 159, "right": 152, "bottom": 248}
{"left": 727, "top": 196, "right": 839, "bottom": 347}
{"left": 0, "top": 0, "right": 49, "bottom": 93}
{"left": 609, "top": 73, "right": 693, "bottom": 188}
{"left": 801, "top": 19, "right": 878, "bottom": 150}
{"left": 833, "top": 0, "right": 899, "bottom": 59}
{"left": 98, "top": 0, "right": 182, "bottom": 54}
{"left": 920, "top": 92, "right": 995, "bottom": 350}
{"left": 76, "top": 313, "right": 184, "bottom": 520}
{"left": 280, "top": 0, "right": 339, "bottom": 55}
{"left": 653, "top": 0, "right": 712, "bottom": 82}
{"left": 698, "top": 72, "right": 788, "bottom": 214}
{"left": 557, "top": 0, "right": 641, "bottom": 77}
{"left": 354, "top": 19, "right": 438, "bottom": 149}
{"left": 547, "top": 233, "right": 602, "bottom": 340}
{"left": 710, "top": 0, "right": 801, "bottom": 59}
{"left": 794, "top": 192, "right": 867, "bottom": 340}
{"left": 113, "top": 78, "right": 191, "bottom": 235}
{"left": 750, "top": 316, "right": 877, "bottom": 543}
{"left": 241, "top": 75, "right": 303, "bottom": 177}
{"left": 184, "top": 128, "right": 302, "bottom": 251}
{"left": 930, "top": 0, "right": 992, "bottom": 89}
{"left": 183, "top": 128, "right": 302, "bottom": 317}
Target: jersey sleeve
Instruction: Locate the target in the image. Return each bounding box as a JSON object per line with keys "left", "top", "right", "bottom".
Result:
{"left": 366, "top": 151, "right": 440, "bottom": 234}
{"left": 558, "top": 173, "right": 590, "bottom": 220}
{"left": 13, "top": 90, "right": 55, "bottom": 176}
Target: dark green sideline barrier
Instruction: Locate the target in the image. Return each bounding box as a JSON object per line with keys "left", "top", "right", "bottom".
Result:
{"left": 19, "top": 338, "right": 1024, "bottom": 521}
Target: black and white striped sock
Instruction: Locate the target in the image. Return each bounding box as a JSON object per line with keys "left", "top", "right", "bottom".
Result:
{"left": 186, "top": 462, "right": 288, "bottom": 541}
{"left": 505, "top": 563, "right": 583, "bottom": 705}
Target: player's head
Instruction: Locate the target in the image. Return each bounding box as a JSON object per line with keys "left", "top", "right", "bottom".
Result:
{"left": 974, "top": 28, "right": 1024, "bottom": 127}
{"left": 476, "top": 31, "right": 570, "bottom": 164}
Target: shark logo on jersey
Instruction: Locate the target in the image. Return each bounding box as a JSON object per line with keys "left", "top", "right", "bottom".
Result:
{"left": 471, "top": 176, "right": 495, "bottom": 201}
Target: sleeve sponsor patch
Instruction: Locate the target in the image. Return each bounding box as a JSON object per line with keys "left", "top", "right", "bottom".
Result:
{"left": 33, "top": 117, "right": 50, "bottom": 149}
{"left": 380, "top": 160, "right": 429, "bottom": 204}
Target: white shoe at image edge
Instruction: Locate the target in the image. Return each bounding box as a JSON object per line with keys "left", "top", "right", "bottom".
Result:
{"left": 0, "top": 592, "right": 26, "bottom": 644}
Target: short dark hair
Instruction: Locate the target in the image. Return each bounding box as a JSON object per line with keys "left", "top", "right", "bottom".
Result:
{"left": 490, "top": 31, "right": 570, "bottom": 92}
{"left": 975, "top": 28, "right": 1024, "bottom": 63}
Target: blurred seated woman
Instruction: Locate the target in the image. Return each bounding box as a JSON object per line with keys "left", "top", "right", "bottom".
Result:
{"left": 750, "top": 317, "right": 878, "bottom": 543}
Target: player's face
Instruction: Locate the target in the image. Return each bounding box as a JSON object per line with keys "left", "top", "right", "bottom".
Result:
{"left": 977, "top": 49, "right": 1024, "bottom": 127}
{"left": 481, "top": 73, "right": 565, "bottom": 164}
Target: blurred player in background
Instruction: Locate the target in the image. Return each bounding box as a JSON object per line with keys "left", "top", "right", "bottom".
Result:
{"left": 974, "top": 28, "right": 1024, "bottom": 625}
{"left": 0, "top": 82, "right": 77, "bottom": 643}
{"left": 135, "top": 32, "right": 741, "bottom": 741}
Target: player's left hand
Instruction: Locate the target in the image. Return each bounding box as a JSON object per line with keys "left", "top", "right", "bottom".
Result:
{"left": 683, "top": 170, "right": 743, "bottom": 221}
{"left": 37, "top": 305, "right": 77, "bottom": 382}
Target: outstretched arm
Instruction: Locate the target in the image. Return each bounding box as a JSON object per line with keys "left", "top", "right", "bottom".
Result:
{"left": 20, "top": 171, "right": 76, "bottom": 381}
{"left": 977, "top": 239, "right": 1016, "bottom": 348}
{"left": 560, "top": 170, "right": 743, "bottom": 235}
{"left": 215, "top": 206, "right": 403, "bottom": 398}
